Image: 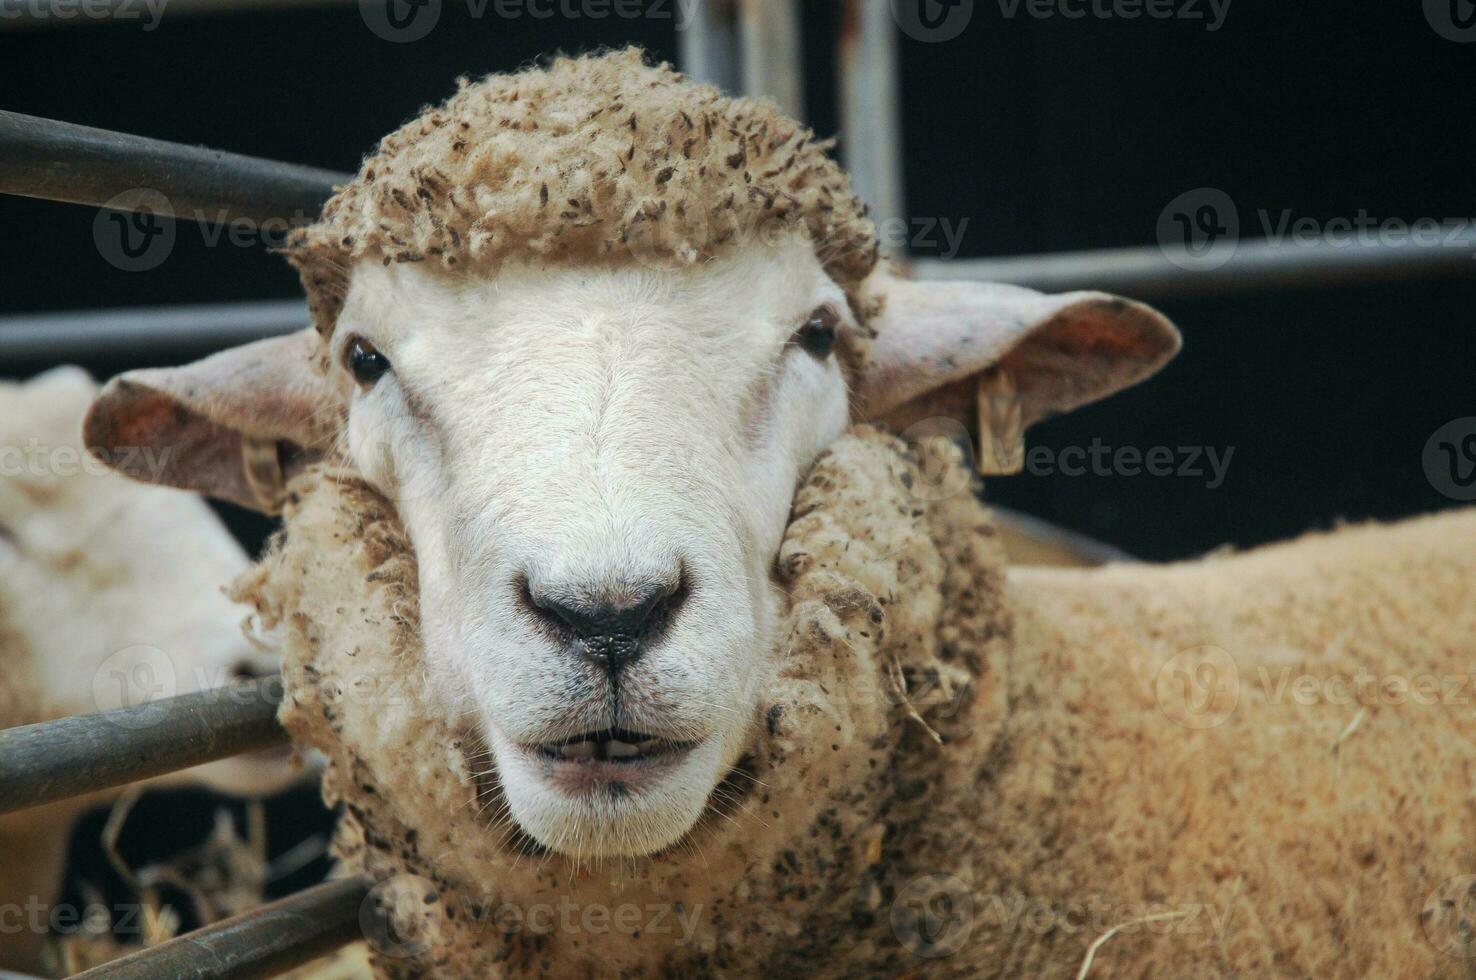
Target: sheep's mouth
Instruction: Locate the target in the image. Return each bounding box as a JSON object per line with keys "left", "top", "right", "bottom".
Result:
{"left": 466, "top": 723, "right": 758, "bottom": 859}
{"left": 531, "top": 728, "right": 695, "bottom": 764}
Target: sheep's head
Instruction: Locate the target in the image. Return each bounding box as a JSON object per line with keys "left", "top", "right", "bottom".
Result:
{"left": 1, "top": 368, "right": 298, "bottom": 797}
{"left": 84, "top": 51, "right": 1178, "bottom": 858}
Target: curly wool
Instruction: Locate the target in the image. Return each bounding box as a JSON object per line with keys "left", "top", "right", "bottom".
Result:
{"left": 282, "top": 48, "right": 878, "bottom": 336}
{"left": 240, "top": 430, "right": 1476, "bottom": 977}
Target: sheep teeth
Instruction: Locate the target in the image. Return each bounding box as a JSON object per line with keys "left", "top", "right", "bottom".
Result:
{"left": 559, "top": 740, "right": 597, "bottom": 760}
{"left": 540, "top": 730, "right": 672, "bottom": 762}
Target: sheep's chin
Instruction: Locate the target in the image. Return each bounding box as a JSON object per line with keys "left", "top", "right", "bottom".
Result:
{"left": 489, "top": 728, "right": 729, "bottom": 858}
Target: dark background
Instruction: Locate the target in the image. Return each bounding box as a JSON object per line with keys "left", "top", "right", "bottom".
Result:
{"left": 2, "top": 0, "right": 1473, "bottom": 955}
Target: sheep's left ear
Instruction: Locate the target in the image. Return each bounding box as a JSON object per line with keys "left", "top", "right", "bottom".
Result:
{"left": 83, "top": 328, "right": 343, "bottom": 512}
{"left": 856, "top": 271, "right": 1181, "bottom": 443}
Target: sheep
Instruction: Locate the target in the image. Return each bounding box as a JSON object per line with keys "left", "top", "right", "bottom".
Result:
{"left": 0, "top": 367, "right": 303, "bottom": 973}
{"left": 238, "top": 430, "right": 1476, "bottom": 978}
{"left": 79, "top": 49, "right": 1476, "bottom": 976}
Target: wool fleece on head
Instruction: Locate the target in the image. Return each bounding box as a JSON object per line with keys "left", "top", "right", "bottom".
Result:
{"left": 281, "top": 47, "right": 878, "bottom": 335}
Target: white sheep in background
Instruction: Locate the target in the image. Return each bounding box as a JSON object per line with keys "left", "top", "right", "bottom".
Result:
{"left": 0, "top": 367, "right": 302, "bottom": 973}
{"left": 82, "top": 50, "right": 1476, "bottom": 976}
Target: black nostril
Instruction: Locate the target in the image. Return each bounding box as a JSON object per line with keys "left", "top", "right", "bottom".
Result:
{"left": 527, "top": 572, "right": 687, "bottom": 674}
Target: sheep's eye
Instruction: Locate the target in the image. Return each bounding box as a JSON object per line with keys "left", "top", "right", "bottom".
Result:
{"left": 794, "top": 305, "right": 840, "bottom": 359}
{"left": 345, "top": 337, "right": 392, "bottom": 387}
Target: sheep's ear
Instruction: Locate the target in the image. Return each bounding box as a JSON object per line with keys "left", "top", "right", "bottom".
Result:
{"left": 856, "top": 272, "right": 1181, "bottom": 438}
{"left": 84, "top": 328, "right": 343, "bottom": 512}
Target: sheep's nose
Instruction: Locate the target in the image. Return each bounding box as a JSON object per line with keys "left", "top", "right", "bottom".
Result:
{"left": 527, "top": 573, "right": 686, "bottom": 674}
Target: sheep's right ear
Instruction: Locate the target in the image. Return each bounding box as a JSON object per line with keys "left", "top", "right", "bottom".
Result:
{"left": 855, "top": 271, "right": 1181, "bottom": 438}
{"left": 84, "top": 328, "right": 344, "bottom": 512}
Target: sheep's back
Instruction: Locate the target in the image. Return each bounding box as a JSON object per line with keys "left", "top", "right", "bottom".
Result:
{"left": 990, "top": 507, "right": 1476, "bottom": 978}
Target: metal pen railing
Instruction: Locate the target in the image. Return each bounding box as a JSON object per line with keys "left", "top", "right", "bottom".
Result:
{"left": 0, "top": 110, "right": 345, "bottom": 227}
{"left": 0, "top": 680, "right": 324, "bottom": 977}
{"left": 2, "top": 105, "right": 1471, "bottom": 362}
{"left": 0, "top": 300, "right": 306, "bottom": 362}
{"left": 911, "top": 233, "right": 1476, "bottom": 300}
{"left": 69, "top": 877, "right": 372, "bottom": 980}
{"left": 0, "top": 678, "right": 286, "bottom": 816}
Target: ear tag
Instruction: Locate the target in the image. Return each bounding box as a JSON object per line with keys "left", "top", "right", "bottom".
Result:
{"left": 242, "top": 437, "right": 288, "bottom": 515}
{"left": 976, "top": 366, "right": 1024, "bottom": 476}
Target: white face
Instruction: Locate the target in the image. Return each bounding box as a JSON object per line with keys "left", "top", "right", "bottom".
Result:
{"left": 332, "top": 238, "right": 854, "bottom": 857}
{"left": 0, "top": 368, "right": 297, "bottom": 798}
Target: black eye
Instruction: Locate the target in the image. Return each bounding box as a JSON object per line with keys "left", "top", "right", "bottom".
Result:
{"left": 795, "top": 305, "right": 840, "bottom": 359}
{"left": 345, "top": 337, "right": 392, "bottom": 386}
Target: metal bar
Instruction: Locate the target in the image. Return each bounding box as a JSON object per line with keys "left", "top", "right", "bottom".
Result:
{"left": 70, "top": 876, "right": 370, "bottom": 980}
{"left": 838, "top": 0, "right": 905, "bottom": 248}
{"left": 910, "top": 232, "right": 1476, "bottom": 300}
{"left": 5, "top": 231, "right": 1474, "bottom": 371}
{"left": 738, "top": 0, "right": 804, "bottom": 118}
{"left": 0, "top": 299, "right": 306, "bottom": 365}
{"left": 0, "top": 677, "right": 287, "bottom": 816}
{"left": 678, "top": 0, "right": 740, "bottom": 94}
{"left": 992, "top": 506, "right": 1137, "bottom": 566}
{"left": 0, "top": 111, "right": 347, "bottom": 227}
